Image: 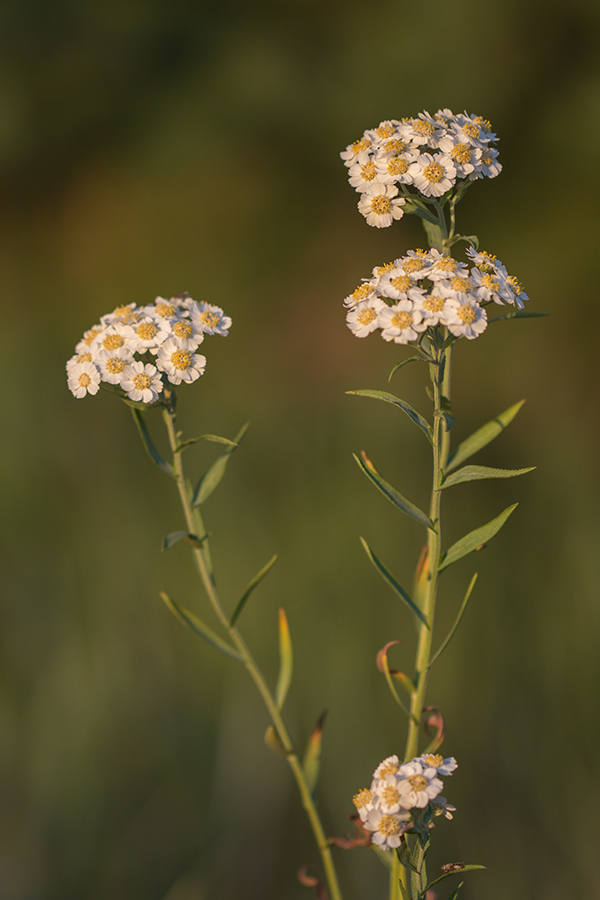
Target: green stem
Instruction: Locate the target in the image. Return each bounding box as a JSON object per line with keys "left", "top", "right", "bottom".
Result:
{"left": 161, "top": 397, "right": 344, "bottom": 900}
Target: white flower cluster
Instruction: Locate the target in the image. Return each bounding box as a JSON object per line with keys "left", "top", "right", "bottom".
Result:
{"left": 66, "top": 293, "right": 231, "bottom": 402}
{"left": 353, "top": 753, "right": 458, "bottom": 851}
{"left": 341, "top": 110, "right": 501, "bottom": 227}
{"left": 345, "top": 247, "right": 528, "bottom": 343}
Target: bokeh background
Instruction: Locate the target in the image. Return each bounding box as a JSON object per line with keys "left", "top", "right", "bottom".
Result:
{"left": 2, "top": 1, "right": 600, "bottom": 898}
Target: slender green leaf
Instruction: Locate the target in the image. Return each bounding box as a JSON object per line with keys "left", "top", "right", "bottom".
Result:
{"left": 131, "top": 408, "right": 174, "bottom": 478}
{"left": 429, "top": 573, "right": 478, "bottom": 666}
{"left": 229, "top": 554, "right": 278, "bottom": 627}
{"left": 160, "top": 592, "right": 241, "bottom": 660}
{"left": 360, "top": 537, "right": 428, "bottom": 627}
{"left": 265, "top": 725, "right": 287, "bottom": 757}
{"left": 446, "top": 400, "right": 525, "bottom": 472}
{"left": 377, "top": 642, "right": 410, "bottom": 717}
{"left": 176, "top": 434, "right": 238, "bottom": 452}
{"left": 354, "top": 452, "right": 434, "bottom": 531}
{"left": 442, "top": 464, "right": 535, "bottom": 489}
{"left": 347, "top": 390, "right": 432, "bottom": 443}
{"left": 388, "top": 356, "right": 427, "bottom": 382}
{"left": 489, "top": 310, "right": 548, "bottom": 323}
{"left": 426, "top": 866, "right": 486, "bottom": 892}
{"left": 302, "top": 710, "right": 328, "bottom": 794}
{"left": 275, "top": 608, "right": 293, "bottom": 710}
{"left": 447, "top": 883, "right": 465, "bottom": 900}
{"left": 439, "top": 504, "right": 517, "bottom": 571}
{"left": 162, "top": 531, "right": 190, "bottom": 551}
{"left": 162, "top": 531, "right": 209, "bottom": 551}
{"left": 192, "top": 422, "right": 249, "bottom": 506}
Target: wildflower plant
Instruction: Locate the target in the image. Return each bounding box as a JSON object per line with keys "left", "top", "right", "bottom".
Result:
{"left": 66, "top": 108, "right": 539, "bottom": 900}
{"left": 341, "top": 109, "right": 540, "bottom": 900}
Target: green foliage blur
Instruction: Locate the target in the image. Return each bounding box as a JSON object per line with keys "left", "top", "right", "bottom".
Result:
{"left": 2, "top": 0, "right": 600, "bottom": 898}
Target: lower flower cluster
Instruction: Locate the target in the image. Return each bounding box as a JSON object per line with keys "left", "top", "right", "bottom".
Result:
{"left": 345, "top": 247, "right": 528, "bottom": 343}
{"left": 353, "top": 753, "right": 457, "bottom": 851}
{"left": 66, "top": 293, "right": 231, "bottom": 401}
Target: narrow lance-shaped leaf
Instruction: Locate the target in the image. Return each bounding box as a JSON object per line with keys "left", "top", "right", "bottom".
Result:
{"left": 131, "top": 408, "right": 174, "bottom": 478}
{"left": 426, "top": 866, "right": 486, "bottom": 892}
{"left": 275, "top": 608, "right": 293, "bottom": 710}
{"left": 439, "top": 504, "right": 518, "bottom": 571}
{"left": 442, "top": 464, "right": 535, "bottom": 489}
{"left": 302, "top": 710, "right": 328, "bottom": 794}
{"left": 162, "top": 531, "right": 209, "bottom": 552}
{"left": 192, "top": 422, "right": 249, "bottom": 507}
{"left": 354, "top": 452, "right": 434, "bottom": 531}
{"left": 229, "top": 554, "right": 278, "bottom": 627}
{"left": 388, "top": 356, "right": 428, "bottom": 383}
{"left": 445, "top": 400, "right": 525, "bottom": 472}
{"left": 264, "top": 725, "right": 287, "bottom": 757}
{"left": 160, "top": 592, "right": 241, "bottom": 660}
{"left": 360, "top": 537, "right": 428, "bottom": 627}
{"left": 428, "top": 573, "right": 478, "bottom": 667}
{"left": 176, "top": 434, "right": 238, "bottom": 453}
{"left": 376, "top": 642, "right": 410, "bottom": 717}
{"left": 347, "top": 389, "right": 432, "bottom": 444}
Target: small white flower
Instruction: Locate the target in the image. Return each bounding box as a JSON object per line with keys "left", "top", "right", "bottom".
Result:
{"left": 95, "top": 346, "right": 134, "bottom": 385}
{"left": 378, "top": 269, "right": 425, "bottom": 301}
{"left": 357, "top": 183, "right": 405, "bottom": 228}
{"left": 74, "top": 325, "right": 103, "bottom": 355}
{"left": 417, "top": 754, "right": 458, "bottom": 776}
{"left": 190, "top": 302, "right": 232, "bottom": 336}
{"left": 100, "top": 303, "right": 142, "bottom": 327}
{"left": 67, "top": 360, "right": 102, "bottom": 398}
{"left": 156, "top": 339, "right": 207, "bottom": 384}
{"left": 415, "top": 290, "right": 448, "bottom": 327}
{"left": 379, "top": 300, "right": 426, "bottom": 344}
{"left": 170, "top": 318, "right": 205, "bottom": 350}
{"left": 438, "top": 135, "right": 481, "bottom": 178}
{"left": 363, "top": 809, "right": 410, "bottom": 851}
{"left": 408, "top": 153, "right": 457, "bottom": 198}
{"left": 444, "top": 294, "right": 488, "bottom": 339}
{"left": 128, "top": 316, "right": 172, "bottom": 352}
{"left": 352, "top": 788, "right": 375, "bottom": 823}
{"left": 91, "top": 324, "right": 135, "bottom": 358}
{"left": 120, "top": 361, "right": 164, "bottom": 403}
{"left": 346, "top": 298, "right": 386, "bottom": 338}
{"left": 373, "top": 755, "right": 401, "bottom": 780}
{"left": 430, "top": 796, "right": 456, "bottom": 820}
{"left": 471, "top": 145, "right": 502, "bottom": 179}
{"left": 340, "top": 135, "right": 373, "bottom": 167}
{"left": 343, "top": 281, "right": 377, "bottom": 309}
{"left": 348, "top": 159, "right": 384, "bottom": 191}
{"left": 396, "top": 760, "right": 444, "bottom": 809}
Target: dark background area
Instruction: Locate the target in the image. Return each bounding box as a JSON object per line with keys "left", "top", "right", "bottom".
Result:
{"left": 2, "top": 1, "right": 600, "bottom": 898}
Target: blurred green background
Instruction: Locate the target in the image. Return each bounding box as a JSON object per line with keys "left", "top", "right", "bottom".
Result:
{"left": 2, "top": 0, "right": 600, "bottom": 898}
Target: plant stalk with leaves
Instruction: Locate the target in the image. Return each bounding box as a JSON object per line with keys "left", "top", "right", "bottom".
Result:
{"left": 342, "top": 110, "right": 541, "bottom": 900}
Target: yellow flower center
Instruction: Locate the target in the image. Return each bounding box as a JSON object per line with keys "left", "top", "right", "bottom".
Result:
{"left": 133, "top": 372, "right": 152, "bottom": 390}
{"left": 173, "top": 321, "right": 193, "bottom": 339}
{"left": 506, "top": 275, "right": 523, "bottom": 294}
{"left": 352, "top": 788, "right": 371, "bottom": 810}
{"left": 375, "top": 262, "right": 395, "bottom": 276}
{"left": 422, "top": 753, "right": 443, "bottom": 768}
{"left": 200, "top": 311, "right": 220, "bottom": 328}
{"left": 450, "top": 143, "right": 472, "bottom": 165}
{"left": 106, "top": 357, "right": 127, "bottom": 374}
{"left": 382, "top": 785, "right": 401, "bottom": 805}
{"left": 360, "top": 161, "right": 377, "bottom": 180}
{"left": 384, "top": 138, "right": 406, "bottom": 153}
{"left": 423, "top": 161, "right": 444, "bottom": 184}
{"left": 391, "top": 311, "right": 413, "bottom": 330}
{"left": 423, "top": 295, "right": 444, "bottom": 313}
{"left": 82, "top": 327, "right": 102, "bottom": 346}
{"left": 457, "top": 304, "right": 476, "bottom": 324}
{"left": 352, "top": 283, "right": 373, "bottom": 302}
{"left": 463, "top": 122, "right": 481, "bottom": 139}
{"left": 391, "top": 275, "right": 412, "bottom": 292}
{"left": 379, "top": 815, "right": 401, "bottom": 837}
{"left": 171, "top": 349, "right": 193, "bottom": 370}
{"left": 78, "top": 372, "right": 91, "bottom": 387}
{"left": 403, "top": 259, "right": 426, "bottom": 274}
{"left": 376, "top": 122, "right": 396, "bottom": 139}
{"left": 436, "top": 256, "right": 458, "bottom": 272}
{"left": 351, "top": 137, "right": 371, "bottom": 154}
{"left": 412, "top": 119, "right": 435, "bottom": 136}
{"left": 408, "top": 775, "right": 428, "bottom": 791}
{"left": 155, "top": 303, "right": 176, "bottom": 318}
{"left": 378, "top": 761, "right": 399, "bottom": 777}
{"left": 387, "top": 157, "right": 409, "bottom": 176}
{"left": 102, "top": 334, "right": 126, "bottom": 351}
{"left": 356, "top": 308, "right": 377, "bottom": 326}
{"left": 136, "top": 322, "right": 159, "bottom": 341}
{"left": 370, "top": 195, "right": 391, "bottom": 215}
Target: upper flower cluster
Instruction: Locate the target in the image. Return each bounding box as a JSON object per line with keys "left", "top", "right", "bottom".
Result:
{"left": 341, "top": 110, "right": 501, "bottom": 227}
{"left": 353, "top": 752, "right": 457, "bottom": 851}
{"left": 345, "top": 247, "right": 528, "bottom": 343}
{"left": 66, "top": 293, "right": 231, "bottom": 402}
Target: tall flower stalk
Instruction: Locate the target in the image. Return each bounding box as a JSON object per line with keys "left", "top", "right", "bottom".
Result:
{"left": 343, "top": 110, "right": 540, "bottom": 900}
